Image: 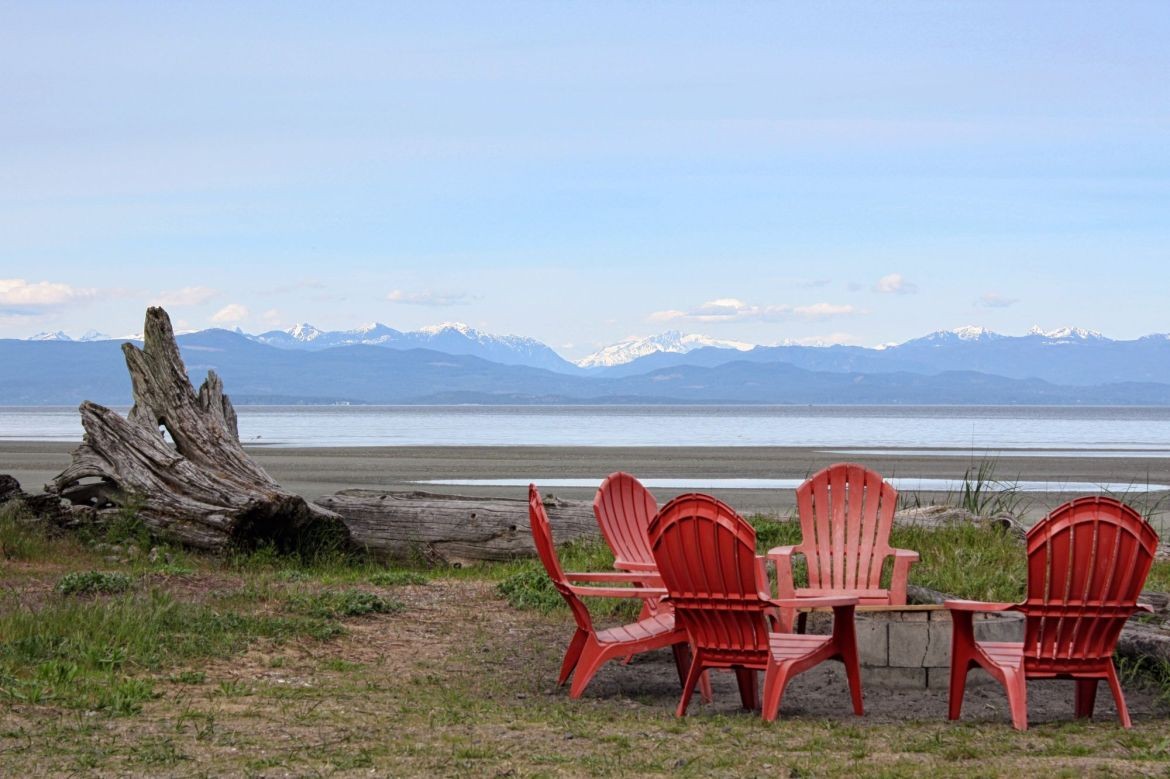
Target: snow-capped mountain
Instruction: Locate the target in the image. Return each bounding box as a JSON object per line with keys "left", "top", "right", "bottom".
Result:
{"left": 250, "top": 321, "right": 578, "bottom": 373}
{"left": 27, "top": 331, "right": 72, "bottom": 341}
{"left": 1027, "top": 326, "right": 1105, "bottom": 341}
{"left": 577, "top": 331, "right": 755, "bottom": 368}
{"left": 924, "top": 326, "right": 1004, "bottom": 342}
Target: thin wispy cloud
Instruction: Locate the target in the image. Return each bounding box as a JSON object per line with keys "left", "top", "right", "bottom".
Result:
{"left": 153, "top": 286, "right": 219, "bottom": 306}
{"left": 210, "top": 304, "right": 249, "bottom": 324}
{"left": 977, "top": 292, "right": 1018, "bottom": 308}
{"left": 649, "top": 298, "right": 859, "bottom": 324}
{"left": 0, "top": 278, "right": 96, "bottom": 315}
{"left": 873, "top": 273, "right": 918, "bottom": 295}
{"left": 387, "top": 289, "right": 475, "bottom": 307}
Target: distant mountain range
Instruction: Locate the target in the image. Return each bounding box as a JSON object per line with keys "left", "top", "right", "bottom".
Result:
{"left": 5, "top": 323, "right": 1170, "bottom": 406}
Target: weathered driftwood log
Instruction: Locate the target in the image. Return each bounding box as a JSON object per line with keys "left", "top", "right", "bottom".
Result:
{"left": 317, "top": 489, "right": 598, "bottom": 564}
{"left": 47, "top": 307, "right": 345, "bottom": 551}
{"left": 894, "top": 505, "right": 1027, "bottom": 539}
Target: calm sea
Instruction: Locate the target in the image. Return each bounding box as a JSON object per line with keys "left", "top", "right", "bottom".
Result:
{"left": 4, "top": 405, "right": 1170, "bottom": 453}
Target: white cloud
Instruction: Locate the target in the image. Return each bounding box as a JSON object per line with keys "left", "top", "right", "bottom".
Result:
{"left": 977, "top": 292, "right": 1018, "bottom": 308}
{"left": 210, "top": 303, "right": 249, "bottom": 324}
{"left": 793, "top": 303, "right": 857, "bottom": 319}
{"left": 873, "top": 273, "right": 918, "bottom": 295}
{"left": 649, "top": 298, "right": 858, "bottom": 324}
{"left": 0, "top": 278, "right": 96, "bottom": 314}
{"left": 387, "top": 289, "right": 474, "bottom": 307}
{"left": 153, "top": 285, "right": 219, "bottom": 306}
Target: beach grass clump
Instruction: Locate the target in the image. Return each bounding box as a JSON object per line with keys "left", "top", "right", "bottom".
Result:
{"left": 56, "top": 570, "right": 135, "bottom": 596}
{"left": 889, "top": 522, "right": 1026, "bottom": 602}
{"left": 955, "top": 458, "right": 1028, "bottom": 518}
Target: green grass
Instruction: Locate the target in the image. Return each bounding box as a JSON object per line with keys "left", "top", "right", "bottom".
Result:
{"left": 0, "top": 501, "right": 53, "bottom": 561}
{"left": 56, "top": 570, "right": 135, "bottom": 596}
{"left": 368, "top": 569, "right": 429, "bottom": 586}
{"left": 284, "top": 588, "right": 403, "bottom": 618}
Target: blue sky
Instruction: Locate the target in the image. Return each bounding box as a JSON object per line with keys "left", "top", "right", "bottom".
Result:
{"left": 2, "top": 1, "right": 1168, "bottom": 358}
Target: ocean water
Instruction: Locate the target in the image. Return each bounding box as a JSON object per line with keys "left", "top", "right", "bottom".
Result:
{"left": 4, "top": 404, "right": 1170, "bottom": 453}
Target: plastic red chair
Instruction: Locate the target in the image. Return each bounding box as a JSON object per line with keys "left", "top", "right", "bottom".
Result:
{"left": 528, "top": 484, "right": 699, "bottom": 699}
{"left": 773, "top": 463, "right": 919, "bottom": 631}
{"left": 947, "top": 496, "right": 1158, "bottom": 730}
{"left": 648, "top": 492, "right": 864, "bottom": 720}
{"left": 594, "top": 472, "right": 666, "bottom": 620}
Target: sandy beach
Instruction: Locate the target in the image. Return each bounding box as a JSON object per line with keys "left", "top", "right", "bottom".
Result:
{"left": 4, "top": 440, "right": 1168, "bottom": 522}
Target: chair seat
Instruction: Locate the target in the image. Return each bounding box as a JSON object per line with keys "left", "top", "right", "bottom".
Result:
{"left": 769, "top": 631, "right": 833, "bottom": 660}
{"left": 594, "top": 613, "right": 678, "bottom": 645}
{"left": 978, "top": 641, "right": 1025, "bottom": 671}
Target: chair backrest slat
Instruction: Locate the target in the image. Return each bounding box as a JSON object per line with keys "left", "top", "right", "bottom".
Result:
{"left": 796, "top": 463, "right": 898, "bottom": 592}
{"left": 1021, "top": 496, "right": 1157, "bottom": 668}
{"left": 649, "top": 494, "right": 770, "bottom": 661}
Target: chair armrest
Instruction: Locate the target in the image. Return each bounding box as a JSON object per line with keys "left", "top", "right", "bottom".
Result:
{"left": 888, "top": 548, "right": 920, "bottom": 605}
{"left": 614, "top": 561, "right": 659, "bottom": 573}
{"left": 766, "top": 545, "right": 801, "bottom": 599}
{"left": 569, "top": 585, "right": 668, "bottom": 600}
{"left": 565, "top": 571, "right": 661, "bottom": 584}
{"left": 1137, "top": 603, "right": 1156, "bottom": 614}
{"left": 768, "top": 594, "right": 859, "bottom": 610}
{"left": 944, "top": 599, "right": 1016, "bottom": 613}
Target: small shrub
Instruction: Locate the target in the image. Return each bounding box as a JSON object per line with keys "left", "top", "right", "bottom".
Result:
{"left": 56, "top": 571, "right": 135, "bottom": 596}
{"left": 369, "top": 570, "right": 428, "bottom": 587}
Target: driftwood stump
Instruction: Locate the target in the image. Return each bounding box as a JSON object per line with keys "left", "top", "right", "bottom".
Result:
{"left": 318, "top": 489, "right": 598, "bottom": 564}
{"left": 47, "top": 307, "right": 346, "bottom": 551}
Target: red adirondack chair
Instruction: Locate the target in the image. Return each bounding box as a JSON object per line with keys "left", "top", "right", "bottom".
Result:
{"left": 648, "top": 492, "right": 864, "bottom": 720}
{"left": 528, "top": 484, "right": 699, "bottom": 699}
{"left": 594, "top": 472, "right": 666, "bottom": 619}
{"left": 947, "top": 496, "right": 1159, "bottom": 730}
{"left": 773, "top": 463, "right": 918, "bottom": 631}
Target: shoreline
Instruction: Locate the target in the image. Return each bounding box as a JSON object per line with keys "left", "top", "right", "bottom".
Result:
{"left": 4, "top": 440, "right": 1168, "bottom": 522}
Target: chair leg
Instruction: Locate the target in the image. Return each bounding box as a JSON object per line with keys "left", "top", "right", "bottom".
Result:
{"left": 676, "top": 655, "right": 706, "bottom": 717}
{"left": 1075, "top": 678, "right": 1099, "bottom": 720}
{"left": 948, "top": 613, "right": 976, "bottom": 721}
{"left": 568, "top": 640, "right": 612, "bottom": 699}
{"left": 840, "top": 645, "right": 864, "bottom": 716}
{"left": 1003, "top": 668, "right": 1028, "bottom": 731}
{"left": 1105, "top": 663, "right": 1132, "bottom": 728}
{"left": 761, "top": 660, "right": 794, "bottom": 722}
{"left": 558, "top": 629, "right": 588, "bottom": 686}
{"left": 735, "top": 667, "right": 758, "bottom": 710}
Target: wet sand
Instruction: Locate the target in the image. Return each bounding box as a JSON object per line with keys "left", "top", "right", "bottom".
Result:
{"left": 4, "top": 440, "right": 1168, "bottom": 522}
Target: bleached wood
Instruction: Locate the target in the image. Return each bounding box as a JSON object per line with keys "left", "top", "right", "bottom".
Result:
{"left": 317, "top": 489, "right": 598, "bottom": 564}
{"left": 48, "top": 307, "right": 344, "bottom": 550}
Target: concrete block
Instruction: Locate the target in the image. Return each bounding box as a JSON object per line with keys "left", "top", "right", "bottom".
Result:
{"left": 855, "top": 620, "right": 889, "bottom": 666}
{"left": 974, "top": 614, "right": 1023, "bottom": 643}
{"left": 922, "top": 621, "right": 952, "bottom": 668}
{"left": 888, "top": 622, "right": 930, "bottom": 667}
